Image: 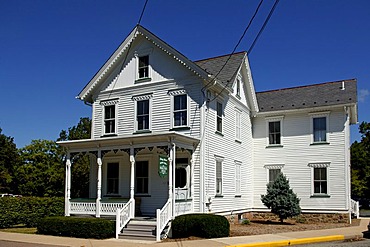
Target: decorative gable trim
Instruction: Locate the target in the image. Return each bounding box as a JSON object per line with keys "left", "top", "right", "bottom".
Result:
{"left": 167, "top": 89, "right": 187, "bottom": 96}
{"left": 308, "top": 162, "right": 330, "bottom": 168}
{"left": 264, "top": 164, "right": 284, "bottom": 170}
{"left": 132, "top": 93, "right": 153, "bottom": 101}
{"left": 100, "top": 99, "right": 119, "bottom": 106}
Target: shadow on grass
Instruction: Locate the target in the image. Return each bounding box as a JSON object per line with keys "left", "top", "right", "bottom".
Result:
{"left": 250, "top": 220, "right": 295, "bottom": 225}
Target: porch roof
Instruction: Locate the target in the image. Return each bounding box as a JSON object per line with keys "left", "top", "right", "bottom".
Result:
{"left": 57, "top": 131, "right": 200, "bottom": 151}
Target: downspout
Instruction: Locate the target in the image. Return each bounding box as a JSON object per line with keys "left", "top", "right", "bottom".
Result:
{"left": 344, "top": 106, "right": 351, "bottom": 223}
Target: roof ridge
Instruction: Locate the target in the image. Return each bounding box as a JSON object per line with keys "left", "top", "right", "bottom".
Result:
{"left": 256, "top": 78, "right": 357, "bottom": 94}
{"left": 193, "top": 51, "right": 246, "bottom": 63}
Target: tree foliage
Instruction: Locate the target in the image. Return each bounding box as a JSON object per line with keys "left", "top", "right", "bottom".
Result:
{"left": 0, "top": 128, "right": 20, "bottom": 193}
{"left": 351, "top": 121, "right": 370, "bottom": 198}
{"left": 58, "top": 117, "right": 92, "bottom": 198}
{"left": 261, "top": 173, "right": 301, "bottom": 222}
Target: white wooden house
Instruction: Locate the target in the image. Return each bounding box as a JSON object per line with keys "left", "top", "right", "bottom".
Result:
{"left": 58, "top": 25, "right": 358, "bottom": 240}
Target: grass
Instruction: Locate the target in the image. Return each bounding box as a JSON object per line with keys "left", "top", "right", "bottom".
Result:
{"left": 0, "top": 227, "right": 37, "bottom": 234}
{"left": 360, "top": 209, "right": 370, "bottom": 217}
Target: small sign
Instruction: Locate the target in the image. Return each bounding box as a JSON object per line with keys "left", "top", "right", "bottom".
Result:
{"left": 158, "top": 155, "right": 169, "bottom": 178}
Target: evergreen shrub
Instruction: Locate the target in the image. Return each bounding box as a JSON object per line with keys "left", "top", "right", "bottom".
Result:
{"left": 37, "top": 216, "right": 115, "bottom": 239}
{"left": 172, "top": 214, "right": 229, "bottom": 238}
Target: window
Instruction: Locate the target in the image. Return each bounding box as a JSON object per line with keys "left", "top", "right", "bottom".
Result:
{"left": 236, "top": 79, "right": 241, "bottom": 98}
{"left": 313, "top": 117, "right": 327, "bottom": 142}
{"left": 136, "top": 161, "right": 149, "bottom": 194}
{"left": 216, "top": 101, "right": 223, "bottom": 133}
{"left": 175, "top": 167, "right": 187, "bottom": 188}
{"left": 215, "top": 156, "right": 224, "bottom": 195}
{"left": 235, "top": 109, "right": 241, "bottom": 140}
{"left": 104, "top": 105, "right": 116, "bottom": 134}
{"left": 107, "top": 163, "right": 119, "bottom": 194}
{"left": 268, "top": 121, "right": 281, "bottom": 145}
{"left": 235, "top": 161, "right": 241, "bottom": 195}
{"left": 269, "top": 169, "right": 281, "bottom": 184}
{"left": 314, "top": 167, "right": 327, "bottom": 194}
{"left": 174, "top": 94, "right": 187, "bottom": 127}
{"left": 137, "top": 99, "right": 149, "bottom": 130}
{"left": 138, "top": 55, "right": 149, "bottom": 79}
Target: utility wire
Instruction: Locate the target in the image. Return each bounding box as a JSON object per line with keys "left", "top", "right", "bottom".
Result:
{"left": 248, "top": 0, "right": 280, "bottom": 55}
{"left": 108, "top": 0, "right": 149, "bottom": 99}
{"left": 201, "top": 0, "right": 264, "bottom": 94}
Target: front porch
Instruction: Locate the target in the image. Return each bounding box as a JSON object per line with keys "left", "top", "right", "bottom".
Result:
{"left": 58, "top": 132, "right": 199, "bottom": 241}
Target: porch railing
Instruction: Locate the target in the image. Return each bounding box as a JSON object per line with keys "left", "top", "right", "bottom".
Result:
{"left": 115, "top": 198, "right": 135, "bottom": 239}
{"left": 101, "top": 202, "right": 127, "bottom": 215}
{"left": 70, "top": 201, "right": 96, "bottom": 215}
{"left": 156, "top": 199, "right": 172, "bottom": 242}
{"left": 351, "top": 199, "right": 360, "bottom": 219}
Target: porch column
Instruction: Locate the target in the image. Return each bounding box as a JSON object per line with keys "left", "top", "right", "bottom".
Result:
{"left": 168, "top": 143, "right": 173, "bottom": 218}
{"left": 190, "top": 152, "right": 194, "bottom": 212}
{"left": 172, "top": 143, "right": 176, "bottom": 218}
{"left": 129, "top": 146, "right": 135, "bottom": 217}
{"left": 65, "top": 152, "right": 71, "bottom": 216}
{"left": 96, "top": 150, "right": 102, "bottom": 218}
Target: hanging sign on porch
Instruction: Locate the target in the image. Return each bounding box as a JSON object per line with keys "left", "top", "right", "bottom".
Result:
{"left": 158, "top": 155, "right": 169, "bottom": 178}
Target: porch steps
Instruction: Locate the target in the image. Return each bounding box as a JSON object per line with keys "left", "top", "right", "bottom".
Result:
{"left": 119, "top": 217, "right": 156, "bottom": 241}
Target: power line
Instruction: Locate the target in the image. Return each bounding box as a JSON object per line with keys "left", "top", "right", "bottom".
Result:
{"left": 201, "top": 0, "right": 264, "bottom": 94}
{"left": 138, "top": 0, "right": 149, "bottom": 25}
{"left": 248, "top": 0, "right": 280, "bottom": 55}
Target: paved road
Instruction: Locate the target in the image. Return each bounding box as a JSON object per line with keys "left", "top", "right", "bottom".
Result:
{"left": 0, "top": 240, "right": 65, "bottom": 247}
{"left": 298, "top": 239, "right": 370, "bottom": 247}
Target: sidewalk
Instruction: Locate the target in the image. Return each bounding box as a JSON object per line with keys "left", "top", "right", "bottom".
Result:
{"left": 0, "top": 218, "right": 368, "bottom": 247}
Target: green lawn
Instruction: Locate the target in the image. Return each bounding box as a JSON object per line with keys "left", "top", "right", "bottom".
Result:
{"left": 360, "top": 209, "right": 370, "bottom": 217}
{"left": 0, "top": 227, "right": 36, "bottom": 234}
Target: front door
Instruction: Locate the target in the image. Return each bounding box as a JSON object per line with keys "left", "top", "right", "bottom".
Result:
{"left": 175, "top": 158, "right": 190, "bottom": 200}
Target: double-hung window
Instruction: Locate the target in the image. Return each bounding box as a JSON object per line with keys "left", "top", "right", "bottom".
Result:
{"left": 269, "top": 121, "right": 281, "bottom": 145}
{"left": 174, "top": 94, "right": 187, "bottom": 127}
{"left": 107, "top": 162, "right": 119, "bottom": 194}
{"left": 136, "top": 161, "right": 149, "bottom": 194}
{"left": 215, "top": 156, "right": 224, "bottom": 196}
{"left": 137, "top": 99, "right": 149, "bottom": 131}
{"left": 138, "top": 55, "right": 149, "bottom": 79}
{"left": 101, "top": 99, "right": 118, "bottom": 135}
{"left": 216, "top": 101, "right": 223, "bottom": 133}
{"left": 235, "top": 161, "right": 241, "bottom": 196}
{"left": 235, "top": 109, "right": 241, "bottom": 140}
{"left": 236, "top": 79, "right": 241, "bottom": 98}
{"left": 313, "top": 117, "right": 327, "bottom": 142}
{"left": 264, "top": 164, "right": 284, "bottom": 185}
{"left": 308, "top": 162, "right": 330, "bottom": 196}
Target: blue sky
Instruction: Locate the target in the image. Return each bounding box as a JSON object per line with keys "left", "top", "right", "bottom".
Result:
{"left": 0, "top": 0, "right": 369, "bottom": 148}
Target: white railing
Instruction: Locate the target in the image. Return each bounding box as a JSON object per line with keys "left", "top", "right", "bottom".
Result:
{"left": 70, "top": 202, "right": 96, "bottom": 215}
{"left": 156, "top": 199, "right": 172, "bottom": 242}
{"left": 101, "top": 202, "right": 127, "bottom": 215}
{"left": 351, "top": 199, "right": 360, "bottom": 219}
{"left": 115, "top": 198, "right": 135, "bottom": 239}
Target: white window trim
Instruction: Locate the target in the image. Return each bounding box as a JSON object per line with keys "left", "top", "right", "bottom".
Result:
{"left": 235, "top": 108, "right": 242, "bottom": 141}
{"left": 264, "top": 164, "right": 284, "bottom": 184}
{"left": 265, "top": 116, "right": 284, "bottom": 147}
{"left": 308, "top": 162, "right": 330, "bottom": 196}
{"left": 236, "top": 77, "right": 241, "bottom": 98}
{"left": 103, "top": 157, "right": 122, "bottom": 196}
{"left": 214, "top": 155, "right": 224, "bottom": 196}
{"left": 135, "top": 155, "right": 152, "bottom": 196}
{"left": 235, "top": 161, "right": 242, "bottom": 196}
{"left": 132, "top": 94, "right": 153, "bottom": 132}
{"left": 216, "top": 101, "right": 223, "bottom": 133}
{"left": 100, "top": 99, "right": 119, "bottom": 136}
{"left": 309, "top": 111, "right": 330, "bottom": 144}
{"left": 169, "top": 89, "right": 189, "bottom": 128}
{"left": 135, "top": 48, "right": 153, "bottom": 81}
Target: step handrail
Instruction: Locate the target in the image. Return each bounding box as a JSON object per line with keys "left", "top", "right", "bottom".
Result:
{"left": 156, "top": 198, "right": 172, "bottom": 241}
{"left": 115, "top": 198, "right": 135, "bottom": 239}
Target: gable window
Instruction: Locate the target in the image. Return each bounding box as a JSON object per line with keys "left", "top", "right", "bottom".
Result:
{"left": 268, "top": 121, "right": 281, "bottom": 145}
{"left": 308, "top": 162, "right": 330, "bottom": 197}
{"left": 235, "top": 161, "right": 241, "bottom": 196}
{"left": 136, "top": 161, "right": 149, "bottom": 194}
{"left": 138, "top": 55, "right": 149, "bottom": 79}
{"left": 174, "top": 94, "right": 187, "bottom": 127}
{"left": 235, "top": 109, "right": 241, "bottom": 140}
{"left": 137, "top": 99, "right": 150, "bottom": 131}
{"left": 216, "top": 101, "right": 223, "bottom": 133}
{"left": 236, "top": 79, "right": 241, "bottom": 98}
{"left": 104, "top": 105, "right": 116, "bottom": 134}
{"left": 215, "top": 156, "right": 224, "bottom": 196}
{"left": 107, "top": 162, "right": 119, "bottom": 194}
{"left": 313, "top": 117, "right": 327, "bottom": 142}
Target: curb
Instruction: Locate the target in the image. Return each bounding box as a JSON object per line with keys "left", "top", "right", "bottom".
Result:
{"left": 225, "top": 235, "right": 345, "bottom": 247}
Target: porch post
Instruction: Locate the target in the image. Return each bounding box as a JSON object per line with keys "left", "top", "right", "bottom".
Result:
{"left": 172, "top": 143, "right": 176, "bottom": 218}
{"left": 129, "top": 146, "right": 135, "bottom": 217}
{"left": 65, "top": 152, "right": 71, "bottom": 216}
{"left": 96, "top": 149, "right": 102, "bottom": 218}
{"left": 168, "top": 143, "right": 173, "bottom": 218}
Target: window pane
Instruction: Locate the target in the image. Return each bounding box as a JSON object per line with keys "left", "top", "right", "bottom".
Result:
{"left": 269, "top": 169, "right": 281, "bottom": 183}
{"left": 216, "top": 160, "right": 222, "bottom": 194}
{"left": 314, "top": 181, "right": 321, "bottom": 194}
{"left": 105, "top": 105, "right": 115, "bottom": 119}
{"left": 107, "top": 163, "right": 119, "bottom": 194}
{"left": 313, "top": 117, "right": 326, "bottom": 142}
{"left": 268, "top": 121, "right": 281, "bottom": 145}
{"left": 174, "top": 111, "right": 187, "bottom": 126}
{"left": 175, "top": 167, "right": 187, "bottom": 188}
{"left": 174, "top": 95, "right": 187, "bottom": 110}
{"left": 136, "top": 161, "right": 148, "bottom": 194}
{"left": 138, "top": 56, "right": 149, "bottom": 78}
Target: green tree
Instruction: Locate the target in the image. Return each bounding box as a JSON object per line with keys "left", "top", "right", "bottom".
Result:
{"left": 58, "top": 117, "right": 91, "bottom": 198}
{"left": 0, "top": 128, "right": 20, "bottom": 193}
{"left": 351, "top": 121, "right": 370, "bottom": 199}
{"left": 16, "top": 140, "right": 64, "bottom": 197}
{"left": 261, "top": 173, "right": 301, "bottom": 222}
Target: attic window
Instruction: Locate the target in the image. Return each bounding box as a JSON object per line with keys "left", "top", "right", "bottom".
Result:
{"left": 236, "top": 79, "right": 241, "bottom": 98}
{"left": 138, "top": 55, "right": 149, "bottom": 79}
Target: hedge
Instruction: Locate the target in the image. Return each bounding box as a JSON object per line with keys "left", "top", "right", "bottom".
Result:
{"left": 172, "top": 214, "right": 229, "bottom": 238}
{"left": 0, "top": 197, "right": 64, "bottom": 228}
{"left": 37, "top": 216, "right": 115, "bottom": 239}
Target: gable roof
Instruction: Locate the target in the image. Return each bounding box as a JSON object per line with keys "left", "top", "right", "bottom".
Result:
{"left": 256, "top": 79, "right": 357, "bottom": 112}
{"left": 195, "top": 52, "right": 246, "bottom": 90}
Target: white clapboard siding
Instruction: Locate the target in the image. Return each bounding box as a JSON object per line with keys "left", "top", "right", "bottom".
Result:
{"left": 252, "top": 108, "right": 348, "bottom": 212}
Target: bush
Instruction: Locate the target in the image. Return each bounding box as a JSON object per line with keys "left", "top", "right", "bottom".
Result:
{"left": 0, "top": 197, "right": 64, "bottom": 228}
{"left": 172, "top": 214, "right": 229, "bottom": 239}
{"left": 37, "top": 216, "right": 114, "bottom": 239}
{"left": 241, "top": 219, "right": 250, "bottom": 225}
